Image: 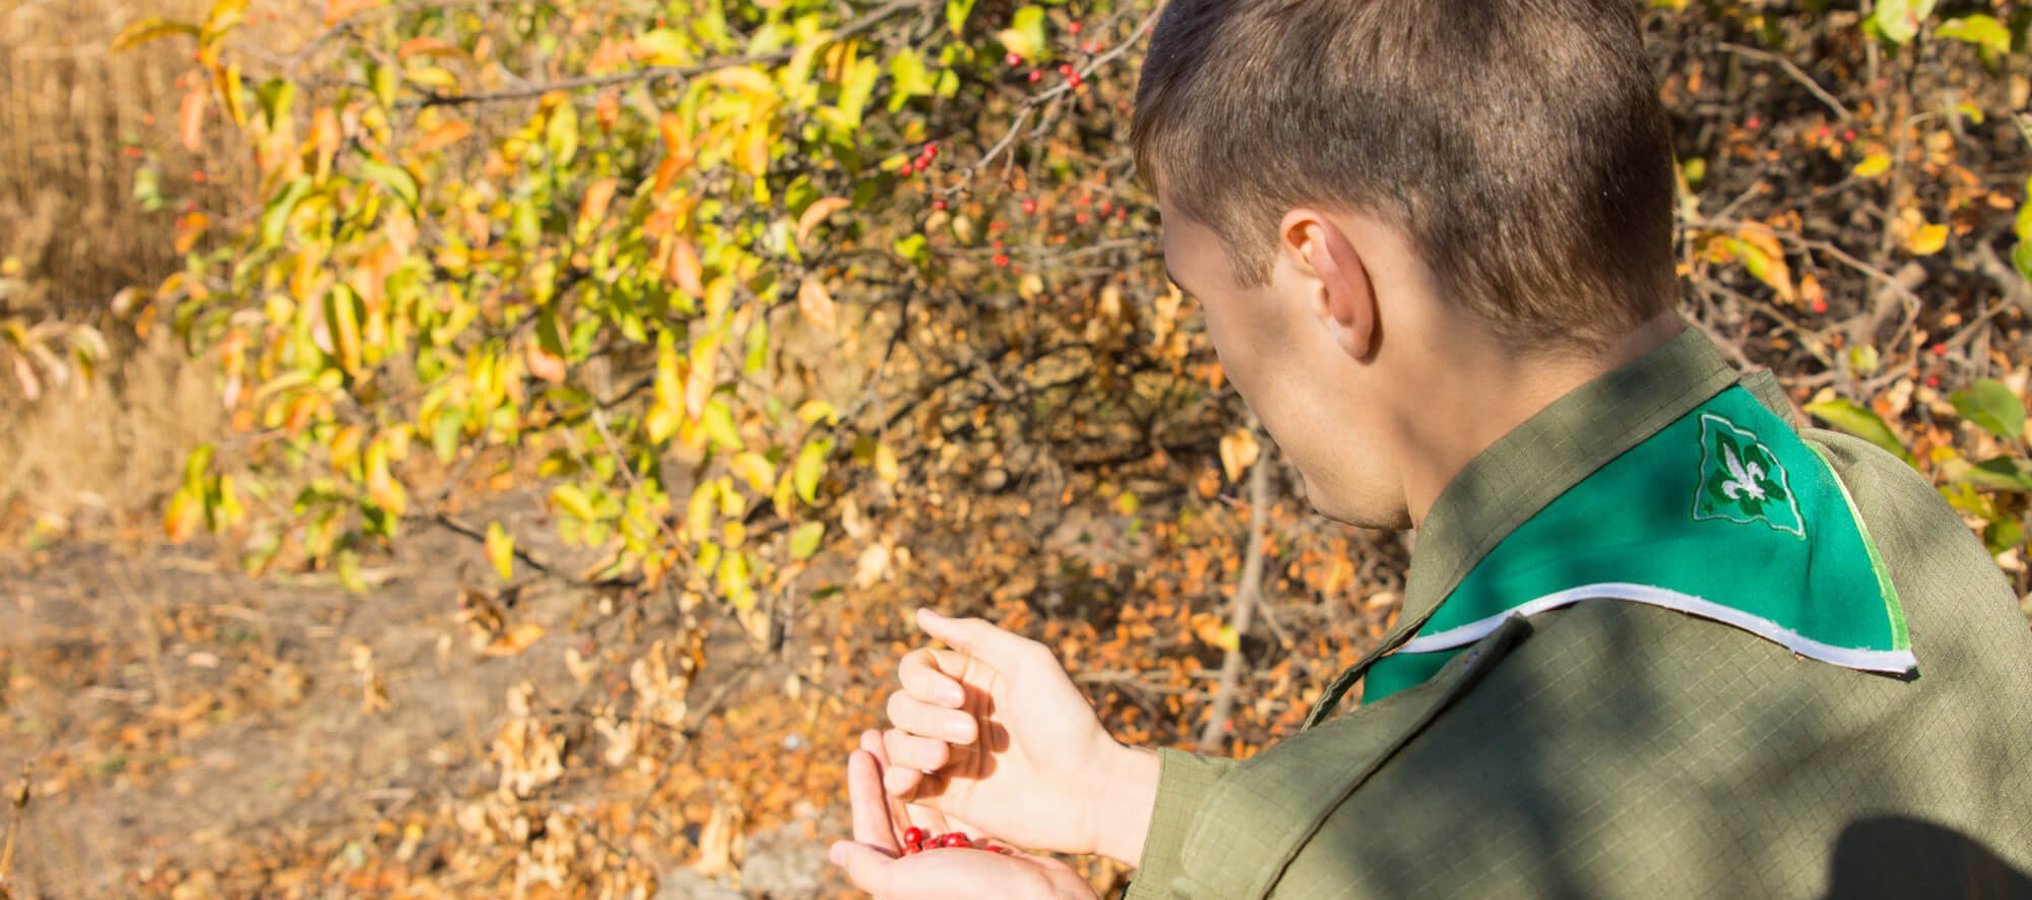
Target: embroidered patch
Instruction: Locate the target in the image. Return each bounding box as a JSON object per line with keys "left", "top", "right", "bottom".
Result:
{"left": 1693, "top": 412, "right": 1804, "bottom": 537}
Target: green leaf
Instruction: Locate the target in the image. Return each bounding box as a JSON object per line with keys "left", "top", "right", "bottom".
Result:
{"left": 259, "top": 177, "right": 313, "bottom": 249}
{"left": 1867, "top": 0, "right": 1937, "bottom": 45}
{"left": 1950, "top": 379, "right": 2026, "bottom": 441}
{"left": 794, "top": 439, "right": 831, "bottom": 505}
{"left": 946, "top": 0, "right": 976, "bottom": 34}
{"left": 2014, "top": 241, "right": 2032, "bottom": 286}
{"left": 887, "top": 50, "right": 934, "bottom": 110}
{"left": 997, "top": 6, "right": 1049, "bottom": 60}
{"left": 1804, "top": 397, "right": 1915, "bottom": 464}
{"left": 359, "top": 160, "right": 420, "bottom": 212}
{"left": 545, "top": 102, "right": 580, "bottom": 167}
{"left": 1961, "top": 457, "right": 2032, "bottom": 492}
{"left": 1934, "top": 14, "right": 2010, "bottom": 55}
{"left": 789, "top": 521, "right": 825, "bottom": 560}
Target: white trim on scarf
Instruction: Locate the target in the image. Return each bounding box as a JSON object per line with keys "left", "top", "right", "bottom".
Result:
{"left": 1395, "top": 581, "right": 1918, "bottom": 674}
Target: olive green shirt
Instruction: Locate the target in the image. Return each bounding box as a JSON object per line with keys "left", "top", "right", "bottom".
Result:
{"left": 1129, "top": 328, "right": 2032, "bottom": 898}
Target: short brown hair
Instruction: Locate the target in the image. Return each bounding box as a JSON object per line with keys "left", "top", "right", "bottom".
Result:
{"left": 1133, "top": 0, "right": 1679, "bottom": 349}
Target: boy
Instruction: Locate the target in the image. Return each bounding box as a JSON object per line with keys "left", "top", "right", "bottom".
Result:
{"left": 828, "top": 0, "right": 2032, "bottom": 896}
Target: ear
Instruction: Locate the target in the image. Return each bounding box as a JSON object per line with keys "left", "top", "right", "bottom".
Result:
{"left": 1280, "top": 209, "right": 1377, "bottom": 360}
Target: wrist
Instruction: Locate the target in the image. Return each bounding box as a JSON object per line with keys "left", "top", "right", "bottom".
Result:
{"left": 1087, "top": 741, "right": 1160, "bottom": 866}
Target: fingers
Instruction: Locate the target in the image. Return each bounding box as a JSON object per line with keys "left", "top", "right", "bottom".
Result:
{"left": 915, "top": 609, "right": 1044, "bottom": 675}
{"left": 898, "top": 649, "right": 968, "bottom": 708}
{"left": 829, "top": 841, "right": 899, "bottom": 897}
{"left": 883, "top": 728, "right": 952, "bottom": 773}
{"left": 847, "top": 748, "right": 900, "bottom": 853}
{"left": 887, "top": 691, "right": 977, "bottom": 746}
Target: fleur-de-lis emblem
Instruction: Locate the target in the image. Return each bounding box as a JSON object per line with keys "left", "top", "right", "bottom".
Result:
{"left": 1719, "top": 444, "right": 1767, "bottom": 502}
{"left": 1693, "top": 413, "right": 1803, "bottom": 537}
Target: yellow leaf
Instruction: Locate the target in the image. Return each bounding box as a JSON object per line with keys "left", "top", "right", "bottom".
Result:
{"left": 523, "top": 336, "right": 566, "bottom": 384}
{"left": 1219, "top": 429, "right": 1260, "bottom": 483}
{"left": 796, "top": 197, "right": 852, "bottom": 251}
{"left": 1852, "top": 153, "right": 1892, "bottom": 178}
{"left": 874, "top": 442, "right": 899, "bottom": 485}
{"left": 485, "top": 522, "right": 515, "bottom": 581}
{"left": 1906, "top": 223, "right": 1949, "bottom": 256}
{"left": 707, "top": 66, "right": 779, "bottom": 101}
{"left": 729, "top": 452, "right": 776, "bottom": 492}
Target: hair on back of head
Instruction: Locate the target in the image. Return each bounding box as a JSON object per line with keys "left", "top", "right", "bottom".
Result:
{"left": 1132, "top": 0, "right": 1679, "bottom": 350}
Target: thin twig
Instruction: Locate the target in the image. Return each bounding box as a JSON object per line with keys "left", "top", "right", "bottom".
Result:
{"left": 1198, "top": 429, "right": 1273, "bottom": 753}
{"left": 941, "top": 8, "right": 1160, "bottom": 196}
{"left": 402, "top": 0, "right": 921, "bottom": 108}
{"left": 0, "top": 761, "right": 31, "bottom": 895}
{"left": 1716, "top": 43, "right": 1852, "bottom": 122}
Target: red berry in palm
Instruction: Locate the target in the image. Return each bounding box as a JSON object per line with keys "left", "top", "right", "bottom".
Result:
{"left": 904, "top": 827, "right": 926, "bottom": 847}
{"left": 940, "top": 832, "right": 970, "bottom": 848}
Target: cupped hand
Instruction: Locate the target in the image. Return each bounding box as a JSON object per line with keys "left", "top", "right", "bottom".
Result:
{"left": 830, "top": 729, "right": 1096, "bottom": 900}
{"left": 879, "top": 609, "right": 1156, "bottom": 861}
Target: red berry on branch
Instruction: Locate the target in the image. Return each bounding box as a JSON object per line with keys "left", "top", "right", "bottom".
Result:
{"left": 1810, "top": 297, "right": 1828, "bottom": 315}
{"left": 1745, "top": 115, "right": 1761, "bottom": 130}
{"left": 1029, "top": 70, "right": 1044, "bottom": 83}
{"left": 993, "top": 253, "right": 1011, "bottom": 268}
{"left": 1069, "top": 73, "right": 1083, "bottom": 88}
{"left": 1006, "top": 51, "right": 1023, "bottom": 67}
{"left": 1075, "top": 212, "right": 1089, "bottom": 224}
{"left": 1083, "top": 41, "right": 1100, "bottom": 53}
{"left": 1022, "top": 197, "right": 1037, "bottom": 214}
{"left": 1932, "top": 343, "right": 1948, "bottom": 357}
{"left": 1927, "top": 374, "right": 1941, "bottom": 389}
{"left": 924, "top": 142, "right": 938, "bottom": 158}
{"left": 932, "top": 199, "right": 948, "bottom": 211}
{"left": 1842, "top": 129, "right": 1856, "bottom": 142}
{"left": 1069, "top": 21, "right": 1083, "bottom": 34}
{"left": 1099, "top": 201, "right": 1113, "bottom": 214}
{"left": 1058, "top": 63, "right": 1075, "bottom": 76}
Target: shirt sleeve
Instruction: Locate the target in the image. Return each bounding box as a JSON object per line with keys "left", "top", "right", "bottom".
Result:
{"left": 1125, "top": 748, "right": 1237, "bottom": 899}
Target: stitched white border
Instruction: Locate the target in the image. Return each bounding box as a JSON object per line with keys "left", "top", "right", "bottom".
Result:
{"left": 1396, "top": 581, "right": 1917, "bottom": 673}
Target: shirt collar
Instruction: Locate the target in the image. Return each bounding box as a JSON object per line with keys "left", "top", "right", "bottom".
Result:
{"left": 1399, "top": 326, "right": 1743, "bottom": 626}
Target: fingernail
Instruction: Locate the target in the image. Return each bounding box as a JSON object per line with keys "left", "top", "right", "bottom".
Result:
{"left": 828, "top": 842, "right": 846, "bottom": 867}
{"left": 944, "top": 719, "right": 972, "bottom": 743}
{"left": 919, "top": 608, "right": 944, "bottom": 621}
{"left": 942, "top": 686, "right": 965, "bottom": 707}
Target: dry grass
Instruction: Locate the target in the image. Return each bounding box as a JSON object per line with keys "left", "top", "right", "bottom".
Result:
{"left": 0, "top": 0, "right": 236, "bottom": 532}
{"left": 0, "top": 0, "right": 230, "bottom": 318}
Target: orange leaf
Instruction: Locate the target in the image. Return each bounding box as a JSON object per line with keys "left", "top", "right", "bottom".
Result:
{"left": 324, "top": 0, "right": 381, "bottom": 26}
{"left": 524, "top": 336, "right": 566, "bottom": 384}
{"left": 796, "top": 197, "right": 851, "bottom": 251}
{"left": 483, "top": 623, "right": 546, "bottom": 656}
{"left": 796, "top": 276, "right": 837, "bottom": 332}
{"left": 178, "top": 86, "right": 207, "bottom": 152}
{"left": 411, "top": 119, "right": 472, "bottom": 155}
{"left": 667, "top": 238, "right": 703, "bottom": 295}
{"left": 577, "top": 177, "right": 620, "bottom": 232}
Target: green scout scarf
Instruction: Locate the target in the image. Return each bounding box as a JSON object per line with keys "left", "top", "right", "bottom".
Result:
{"left": 1362, "top": 384, "right": 1916, "bottom": 704}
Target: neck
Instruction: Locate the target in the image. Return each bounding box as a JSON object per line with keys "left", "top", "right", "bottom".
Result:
{"left": 1398, "top": 314, "right": 1685, "bottom": 528}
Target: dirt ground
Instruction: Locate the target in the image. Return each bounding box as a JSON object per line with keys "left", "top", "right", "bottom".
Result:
{"left": 0, "top": 503, "right": 857, "bottom": 898}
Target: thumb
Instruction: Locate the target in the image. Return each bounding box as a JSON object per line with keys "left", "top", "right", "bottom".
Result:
{"left": 829, "top": 841, "right": 899, "bottom": 896}
{"left": 915, "top": 609, "right": 1039, "bottom": 673}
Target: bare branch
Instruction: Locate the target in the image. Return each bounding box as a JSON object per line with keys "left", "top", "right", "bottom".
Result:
{"left": 402, "top": 0, "right": 922, "bottom": 108}
{"left": 1198, "top": 428, "right": 1272, "bottom": 753}
{"left": 1717, "top": 43, "right": 1852, "bottom": 123}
